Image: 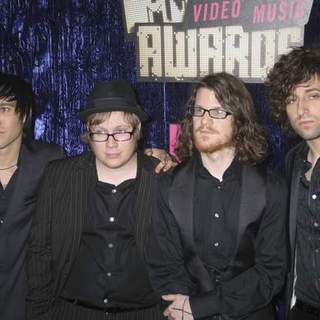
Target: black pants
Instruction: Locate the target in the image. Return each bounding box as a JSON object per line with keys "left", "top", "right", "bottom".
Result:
{"left": 289, "top": 304, "right": 320, "bottom": 320}
{"left": 51, "top": 299, "right": 165, "bottom": 320}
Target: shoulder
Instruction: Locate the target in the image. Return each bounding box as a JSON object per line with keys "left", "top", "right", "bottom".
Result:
{"left": 43, "top": 151, "right": 93, "bottom": 180}
{"left": 285, "top": 141, "right": 305, "bottom": 179}
{"left": 23, "top": 139, "right": 65, "bottom": 160}
{"left": 285, "top": 141, "right": 305, "bottom": 165}
{"left": 245, "top": 163, "right": 287, "bottom": 195}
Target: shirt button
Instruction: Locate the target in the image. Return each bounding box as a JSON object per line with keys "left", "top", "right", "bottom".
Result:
{"left": 214, "top": 213, "right": 220, "bottom": 218}
{"left": 213, "top": 242, "right": 219, "bottom": 247}
{"left": 111, "top": 189, "right": 117, "bottom": 194}
{"left": 314, "top": 222, "right": 319, "bottom": 228}
{"left": 107, "top": 272, "right": 112, "bottom": 277}
{"left": 109, "top": 217, "right": 115, "bottom": 222}
{"left": 108, "top": 243, "right": 114, "bottom": 249}
{"left": 0, "top": 219, "right": 3, "bottom": 224}
{"left": 312, "top": 194, "right": 317, "bottom": 200}
{"left": 217, "top": 185, "right": 221, "bottom": 190}
{"left": 103, "top": 298, "right": 108, "bottom": 304}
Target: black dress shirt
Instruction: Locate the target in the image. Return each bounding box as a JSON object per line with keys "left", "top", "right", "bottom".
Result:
{"left": 194, "top": 157, "right": 241, "bottom": 272}
{"left": 295, "top": 151, "right": 320, "bottom": 308}
{"left": 62, "top": 178, "right": 158, "bottom": 310}
{"left": 0, "top": 170, "right": 18, "bottom": 268}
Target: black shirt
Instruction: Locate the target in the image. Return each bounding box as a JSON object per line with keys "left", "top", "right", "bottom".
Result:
{"left": 62, "top": 178, "right": 158, "bottom": 310}
{"left": 295, "top": 151, "right": 320, "bottom": 308}
{"left": 0, "top": 170, "right": 18, "bottom": 268}
{"left": 194, "top": 156, "right": 241, "bottom": 272}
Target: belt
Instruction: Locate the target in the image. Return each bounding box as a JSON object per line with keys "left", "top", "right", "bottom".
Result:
{"left": 296, "top": 300, "right": 320, "bottom": 316}
{"left": 61, "top": 297, "right": 157, "bottom": 313}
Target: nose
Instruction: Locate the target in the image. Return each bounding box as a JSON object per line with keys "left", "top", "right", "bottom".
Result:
{"left": 297, "top": 99, "right": 308, "bottom": 117}
{"left": 105, "top": 135, "right": 118, "bottom": 147}
{"left": 200, "top": 111, "right": 212, "bottom": 125}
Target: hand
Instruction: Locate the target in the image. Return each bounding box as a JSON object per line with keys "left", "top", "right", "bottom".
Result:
{"left": 162, "top": 294, "right": 194, "bottom": 320}
{"left": 144, "top": 148, "right": 177, "bottom": 174}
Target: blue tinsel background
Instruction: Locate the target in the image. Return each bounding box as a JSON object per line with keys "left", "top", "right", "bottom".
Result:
{"left": 0, "top": 0, "right": 319, "bottom": 172}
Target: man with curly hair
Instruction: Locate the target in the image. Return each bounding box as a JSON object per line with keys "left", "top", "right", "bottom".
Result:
{"left": 267, "top": 46, "right": 320, "bottom": 320}
{"left": 147, "top": 72, "right": 288, "bottom": 320}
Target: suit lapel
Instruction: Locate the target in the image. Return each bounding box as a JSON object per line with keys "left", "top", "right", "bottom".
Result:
{"left": 169, "top": 158, "right": 214, "bottom": 292}
{"left": 289, "top": 161, "right": 300, "bottom": 257}
{"left": 5, "top": 144, "right": 38, "bottom": 220}
{"left": 54, "top": 152, "right": 97, "bottom": 295}
{"left": 234, "top": 166, "right": 265, "bottom": 259}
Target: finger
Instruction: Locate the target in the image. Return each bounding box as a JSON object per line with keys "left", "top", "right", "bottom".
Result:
{"left": 144, "top": 148, "right": 152, "bottom": 156}
{"left": 163, "top": 159, "right": 173, "bottom": 171}
{"left": 163, "top": 307, "right": 171, "bottom": 317}
{"left": 154, "top": 161, "right": 165, "bottom": 174}
{"left": 162, "top": 294, "right": 178, "bottom": 301}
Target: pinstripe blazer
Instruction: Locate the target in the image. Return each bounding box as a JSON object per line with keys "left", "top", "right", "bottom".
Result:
{"left": 26, "top": 151, "right": 160, "bottom": 320}
{"left": 0, "top": 139, "right": 64, "bottom": 320}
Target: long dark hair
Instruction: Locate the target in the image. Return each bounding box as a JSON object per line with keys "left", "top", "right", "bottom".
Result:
{"left": 175, "top": 72, "right": 268, "bottom": 164}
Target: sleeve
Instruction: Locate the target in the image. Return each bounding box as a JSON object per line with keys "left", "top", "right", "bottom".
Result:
{"left": 25, "top": 165, "right": 56, "bottom": 320}
{"left": 145, "top": 177, "right": 195, "bottom": 295}
{"left": 190, "top": 173, "right": 289, "bottom": 319}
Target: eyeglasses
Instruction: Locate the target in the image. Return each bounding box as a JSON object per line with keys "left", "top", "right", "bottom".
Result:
{"left": 190, "top": 105, "right": 232, "bottom": 119}
{"left": 89, "top": 130, "right": 135, "bottom": 142}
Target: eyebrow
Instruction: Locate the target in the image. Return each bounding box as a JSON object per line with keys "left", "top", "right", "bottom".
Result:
{"left": 94, "top": 125, "right": 132, "bottom": 131}
{"left": 194, "top": 104, "right": 223, "bottom": 108}
{"left": 305, "top": 88, "right": 320, "bottom": 93}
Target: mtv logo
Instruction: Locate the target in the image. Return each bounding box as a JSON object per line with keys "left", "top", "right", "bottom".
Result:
{"left": 122, "top": 0, "right": 187, "bottom": 34}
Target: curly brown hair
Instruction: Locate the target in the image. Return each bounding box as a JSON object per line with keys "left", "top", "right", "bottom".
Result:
{"left": 266, "top": 47, "right": 320, "bottom": 134}
{"left": 175, "top": 72, "right": 268, "bottom": 164}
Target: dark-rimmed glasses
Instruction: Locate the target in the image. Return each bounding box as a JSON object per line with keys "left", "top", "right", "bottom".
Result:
{"left": 89, "top": 130, "right": 135, "bottom": 142}
{"left": 190, "top": 105, "right": 232, "bottom": 119}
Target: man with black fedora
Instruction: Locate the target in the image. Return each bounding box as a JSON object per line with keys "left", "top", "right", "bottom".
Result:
{"left": 26, "top": 79, "right": 167, "bottom": 320}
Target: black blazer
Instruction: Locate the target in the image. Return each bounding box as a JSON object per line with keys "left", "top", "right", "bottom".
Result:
{"left": 284, "top": 141, "right": 306, "bottom": 316}
{"left": 0, "top": 139, "right": 64, "bottom": 320}
{"left": 26, "top": 151, "right": 160, "bottom": 320}
{"left": 147, "top": 157, "right": 288, "bottom": 320}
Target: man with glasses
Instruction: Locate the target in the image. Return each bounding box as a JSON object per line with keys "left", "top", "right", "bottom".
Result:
{"left": 146, "top": 72, "right": 288, "bottom": 320}
{"left": 26, "top": 80, "right": 166, "bottom": 320}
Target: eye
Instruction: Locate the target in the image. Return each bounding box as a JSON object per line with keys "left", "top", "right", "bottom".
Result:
{"left": 308, "top": 93, "right": 320, "bottom": 100}
{"left": 0, "top": 106, "right": 11, "bottom": 112}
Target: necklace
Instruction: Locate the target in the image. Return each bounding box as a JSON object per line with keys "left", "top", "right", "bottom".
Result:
{"left": 0, "top": 163, "right": 17, "bottom": 170}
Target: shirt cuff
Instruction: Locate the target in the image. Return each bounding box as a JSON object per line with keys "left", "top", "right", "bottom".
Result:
{"left": 190, "top": 291, "right": 220, "bottom": 319}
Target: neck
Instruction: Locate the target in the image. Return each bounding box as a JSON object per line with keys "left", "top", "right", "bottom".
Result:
{"left": 200, "top": 146, "right": 235, "bottom": 181}
{"left": 96, "top": 153, "right": 138, "bottom": 186}
{"left": 0, "top": 136, "right": 22, "bottom": 168}
{"left": 307, "top": 139, "right": 320, "bottom": 168}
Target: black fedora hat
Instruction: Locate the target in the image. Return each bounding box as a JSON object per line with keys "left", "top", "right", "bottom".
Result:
{"left": 79, "top": 79, "right": 148, "bottom": 122}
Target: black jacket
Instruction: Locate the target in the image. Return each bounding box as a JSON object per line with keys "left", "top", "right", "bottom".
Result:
{"left": 284, "top": 141, "right": 306, "bottom": 316}
{"left": 0, "top": 139, "right": 64, "bottom": 320}
{"left": 147, "top": 157, "right": 288, "bottom": 320}
{"left": 26, "top": 151, "right": 161, "bottom": 320}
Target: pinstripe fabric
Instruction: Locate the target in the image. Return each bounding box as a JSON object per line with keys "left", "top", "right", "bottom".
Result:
{"left": 51, "top": 299, "right": 164, "bottom": 320}
{"left": 26, "top": 151, "right": 162, "bottom": 320}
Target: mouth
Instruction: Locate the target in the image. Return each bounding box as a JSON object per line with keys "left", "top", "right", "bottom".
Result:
{"left": 297, "top": 120, "right": 315, "bottom": 127}
{"left": 105, "top": 153, "right": 121, "bottom": 159}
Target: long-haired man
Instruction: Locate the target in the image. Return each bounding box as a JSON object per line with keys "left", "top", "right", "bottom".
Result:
{"left": 147, "top": 72, "right": 288, "bottom": 320}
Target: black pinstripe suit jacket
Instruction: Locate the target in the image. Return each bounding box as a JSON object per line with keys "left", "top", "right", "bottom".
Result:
{"left": 26, "top": 151, "right": 159, "bottom": 320}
